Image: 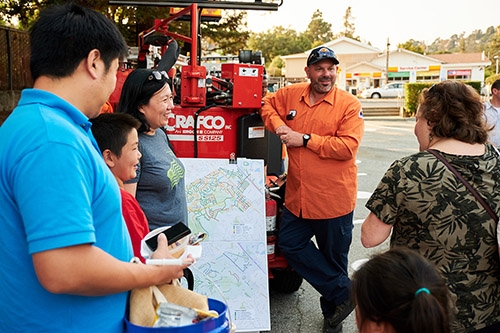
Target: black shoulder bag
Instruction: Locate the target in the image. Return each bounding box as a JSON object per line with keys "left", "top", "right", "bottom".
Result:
{"left": 427, "top": 149, "right": 498, "bottom": 223}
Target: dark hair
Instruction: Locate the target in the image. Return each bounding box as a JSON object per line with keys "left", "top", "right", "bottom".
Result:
{"left": 492, "top": 79, "right": 500, "bottom": 93}
{"left": 29, "top": 3, "right": 128, "bottom": 81}
{"left": 418, "top": 80, "right": 487, "bottom": 144}
{"left": 90, "top": 113, "right": 140, "bottom": 157}
{"left": 352, "top": 247, "right": 452, "bottom": 333}
{"left": 116, "top": 69, "right": 171, "bottom": 133}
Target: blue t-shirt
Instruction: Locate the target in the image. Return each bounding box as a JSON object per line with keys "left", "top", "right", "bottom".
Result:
{"left": 0, "top": 89, "right": 133, "bottom": 332}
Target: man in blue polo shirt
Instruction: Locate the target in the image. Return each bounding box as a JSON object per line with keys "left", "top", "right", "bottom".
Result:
{"left": 0, "top": 4, "right": 191, "bottom": 332}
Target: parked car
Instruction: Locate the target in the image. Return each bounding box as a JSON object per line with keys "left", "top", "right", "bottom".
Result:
{"left": 360, "top": 82, "right": 405, "bottom": 99}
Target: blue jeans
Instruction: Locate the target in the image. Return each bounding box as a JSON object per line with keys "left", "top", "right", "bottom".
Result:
{"left": 278, "top": 207, "right": 353, "bottom": 317}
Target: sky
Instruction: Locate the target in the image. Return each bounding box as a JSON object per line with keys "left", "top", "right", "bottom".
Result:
{"left": 246, "top": 0, "right": 500, "bottom": 51}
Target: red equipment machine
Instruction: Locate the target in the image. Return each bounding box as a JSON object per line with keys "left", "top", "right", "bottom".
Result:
{"left": 108, "top": 0, "right": 302, "bottom": 293}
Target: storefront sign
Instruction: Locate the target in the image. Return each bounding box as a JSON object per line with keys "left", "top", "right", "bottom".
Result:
{"left": 399, "top": 65, "right": 428, "bottom": 71}
{"left": 447, "top": 69, "right": 471, "bottom": 76}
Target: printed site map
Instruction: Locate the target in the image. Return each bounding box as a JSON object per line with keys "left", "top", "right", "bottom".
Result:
{"left": 181, "top": 158, "right": 270, "bottom": 332}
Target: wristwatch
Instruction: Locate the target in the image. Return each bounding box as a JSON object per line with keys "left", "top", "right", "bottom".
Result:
{"left": 303, "top": 134, "right": 311, "bottom": 147}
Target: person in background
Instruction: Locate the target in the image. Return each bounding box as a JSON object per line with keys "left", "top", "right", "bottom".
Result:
{"left": 352, "top": 247, "right": 452, "bottom": 333}
{"left": 117, "top": 68, "right": 188, "bottom": 230}
{"left": 91, "top": 113, "right": 149, "bottom": 262}
{"left": 362, "top": 80, "right": 500, "bottom": 333}
{"left": 484, "top": 79, "right": 500, "bottom": 146}
{"left": 0, "top": 4, "right": 190, "bottom": 332}
{"left": 260, "top": 46, "right": 364, "bottom": 333}
{"left": 100, "top": 100, "right": 114, "bottom": 113}
{"left": 262, "top": 74, "right": 270, "bottom": 98}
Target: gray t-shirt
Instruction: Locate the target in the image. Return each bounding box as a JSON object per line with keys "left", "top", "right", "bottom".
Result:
{"left": 130, "top": 129, "right": 188, "bottom": 230}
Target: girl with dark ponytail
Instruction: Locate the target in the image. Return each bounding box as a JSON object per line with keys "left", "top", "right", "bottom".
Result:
{"left": 352, "top": 247, "right": 452, "bottom": 333}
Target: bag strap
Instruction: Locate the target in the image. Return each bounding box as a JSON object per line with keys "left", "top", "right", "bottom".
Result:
{"left": 183, "top": 268, "right": 194, "bottom": 290}
{"left": 427, "top": 149, "right": 498, "bottom": 223}
{"left": 151, "top": 285, "right": 168, "bottom": 305}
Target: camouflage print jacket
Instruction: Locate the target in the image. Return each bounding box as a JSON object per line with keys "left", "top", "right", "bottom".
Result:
{"left": 366, "top": 143, "right": 500, "bottom": 333}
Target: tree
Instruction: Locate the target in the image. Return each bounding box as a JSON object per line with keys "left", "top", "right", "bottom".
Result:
{"left": 485, "top": 25, "right": 500, "bottom": 76}
{"left": 457, "top": 32, "right": 466, "bottom": 53}
{"left": 397, "top": 40, "right": 426, "bottom": 54}
{"left": 302, "top": 10, "right": 334, "bottom": 47}
{"left": 267, "top": 56, "right": 284, "bottom": 77}
{"left": 486, "top": 26, "right": 500, "bottom": 58}
{"left": 201, "top": 11, "right": 249, "bottom": 55}
{"left": 339, "top": 6, "right": 359, "bottom": 41}
{"left": 247, "top": 26, "right": 311, "bottom": 65}
{"left": 0, "top": 0, "right": 249, "bottom": 54}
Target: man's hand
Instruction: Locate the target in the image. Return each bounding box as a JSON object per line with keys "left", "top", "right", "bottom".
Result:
{"left": 151, "top": 233, "right": 173, "bottom": 259}
{"left": 151, "top": 233, "right": 194, "bottom": 268}
{"left": 276, "top": 125, "right": 305, "bottom": 148}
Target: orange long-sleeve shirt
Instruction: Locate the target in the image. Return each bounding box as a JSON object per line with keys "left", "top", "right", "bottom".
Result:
{"left": 260, "top": 83, "right": 364, "bottom": 219}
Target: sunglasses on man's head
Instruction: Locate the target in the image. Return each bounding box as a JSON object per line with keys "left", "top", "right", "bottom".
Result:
{"left": 147, "top": 70, "right": 169, "bottom": 81}
{"left": 307, "top": 47, "right": 339, "bottom": 66}
{"left": 314, "top": 49, "right": 336, "bottom": 59}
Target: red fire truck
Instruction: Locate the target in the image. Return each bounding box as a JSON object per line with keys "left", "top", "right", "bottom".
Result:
{"left": 108, "top": 0, "right": 302, "bottom": 293}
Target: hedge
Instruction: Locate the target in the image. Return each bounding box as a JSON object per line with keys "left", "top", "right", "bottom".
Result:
{"left": 402, "top": 80, "right": 483, "bottom": 117}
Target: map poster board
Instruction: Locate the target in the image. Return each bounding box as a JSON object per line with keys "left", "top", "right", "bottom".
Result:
{"left": 181, "top": 158, "right": 270, "bottom": 332}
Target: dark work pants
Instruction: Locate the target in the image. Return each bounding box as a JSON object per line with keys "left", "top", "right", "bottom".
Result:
{"left": 278, "top": 207, "right": 353, "bottom": 317}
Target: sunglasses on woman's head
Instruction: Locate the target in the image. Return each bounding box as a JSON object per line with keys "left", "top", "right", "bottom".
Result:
{"left": 147, "top": 70, "right": 169, "bottom": 81}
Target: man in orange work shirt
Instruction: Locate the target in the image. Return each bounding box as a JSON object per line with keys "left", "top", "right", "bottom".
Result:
{"left": 260, "top": 46, "right": 364, "bottom": 333}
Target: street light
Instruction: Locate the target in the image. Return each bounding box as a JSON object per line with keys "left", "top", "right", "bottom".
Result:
{"left": 495, "top": 55, "right": 499, "bottom": 75}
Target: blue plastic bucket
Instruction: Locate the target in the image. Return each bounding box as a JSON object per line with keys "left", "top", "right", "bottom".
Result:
{"left": 125, "top": 298, "right": 229, "bottom": 333}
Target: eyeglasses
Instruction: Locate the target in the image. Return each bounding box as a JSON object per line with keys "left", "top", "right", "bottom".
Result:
{"left": 307, "top": 47, "right": 339, "bottom": 66}
{"left": 147, "top": 70, "right": 169, "bottom": 81}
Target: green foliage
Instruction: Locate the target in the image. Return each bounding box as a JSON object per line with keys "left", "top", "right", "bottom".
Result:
{"left": 397, "top": 40, "right": 426, "bottom": 54}
{"left": 404, "top": 82, "right": 433, "bottom": 117}
{"left": 339, "top": 6, "right": 359, "bottom": 41}
{"left": 403, "top": 81, "right": 484, "bottom": 117}
{"left": 247, "top": 8, "right": 339, "bottom": 73}
{"left": 302, "top": 10, "right": 334, "bottom": 46}
{"left": 201, "top": 11, "right": 249, "bottom": 55}
{"left": 3, "top": 1, "right": 499, "bottom": 82}
{"left": 425, "top": 28, "right": 495, "bottom": 54}
{"left": 247, "top": 26, "right": 312, "bottom": 64}
{"left": 267, "top": 56, "right": 284, "bottom": 76}
{"left": 397, "top": 25, "right": 499, "bottom": 80}
{"left": 0, "top": 0, "right": 119, "bottom": 30}
{"left": 464, "top": 80, "right": 482, "bottom": 93}
{"left": 486, "top": 26, "right": 500, "bottom": 54}
{"left": 485, "top": 27, "right": 500, "bottom": 76}
{"left": 486, "top": 74, "right": 500, "bottom": 85}
{"left": 0, "top": 1, "right": 247, "bottom": 54}
{"left": 109, "top": 6, "right": 171, "bottom": 46}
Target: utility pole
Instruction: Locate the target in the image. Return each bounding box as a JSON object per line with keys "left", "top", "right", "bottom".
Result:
{"left": 385, "top": 38, "right": 390, "bottom": 85}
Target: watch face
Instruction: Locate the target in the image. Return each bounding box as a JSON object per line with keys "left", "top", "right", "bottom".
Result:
{"left": 303, "top": 134, "right": 310, "bottom": 147}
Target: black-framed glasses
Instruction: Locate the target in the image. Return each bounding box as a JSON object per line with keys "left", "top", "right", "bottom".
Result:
{"left": 307, "top": 47, "right": 339, "bottom": 66}
{"left": 147, "top": 70, "right": 169, "bottom": 81}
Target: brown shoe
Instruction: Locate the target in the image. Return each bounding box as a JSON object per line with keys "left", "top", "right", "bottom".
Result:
{"left": 323, "top": 322, "right": 342, "bottom": 333}
{"left": 323, "top": 297, "right": 354, "bottom": 330}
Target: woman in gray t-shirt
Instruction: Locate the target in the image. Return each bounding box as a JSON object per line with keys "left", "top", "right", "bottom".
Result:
{"left": 117, "top": 68, "right": 188, "bottom": 230}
